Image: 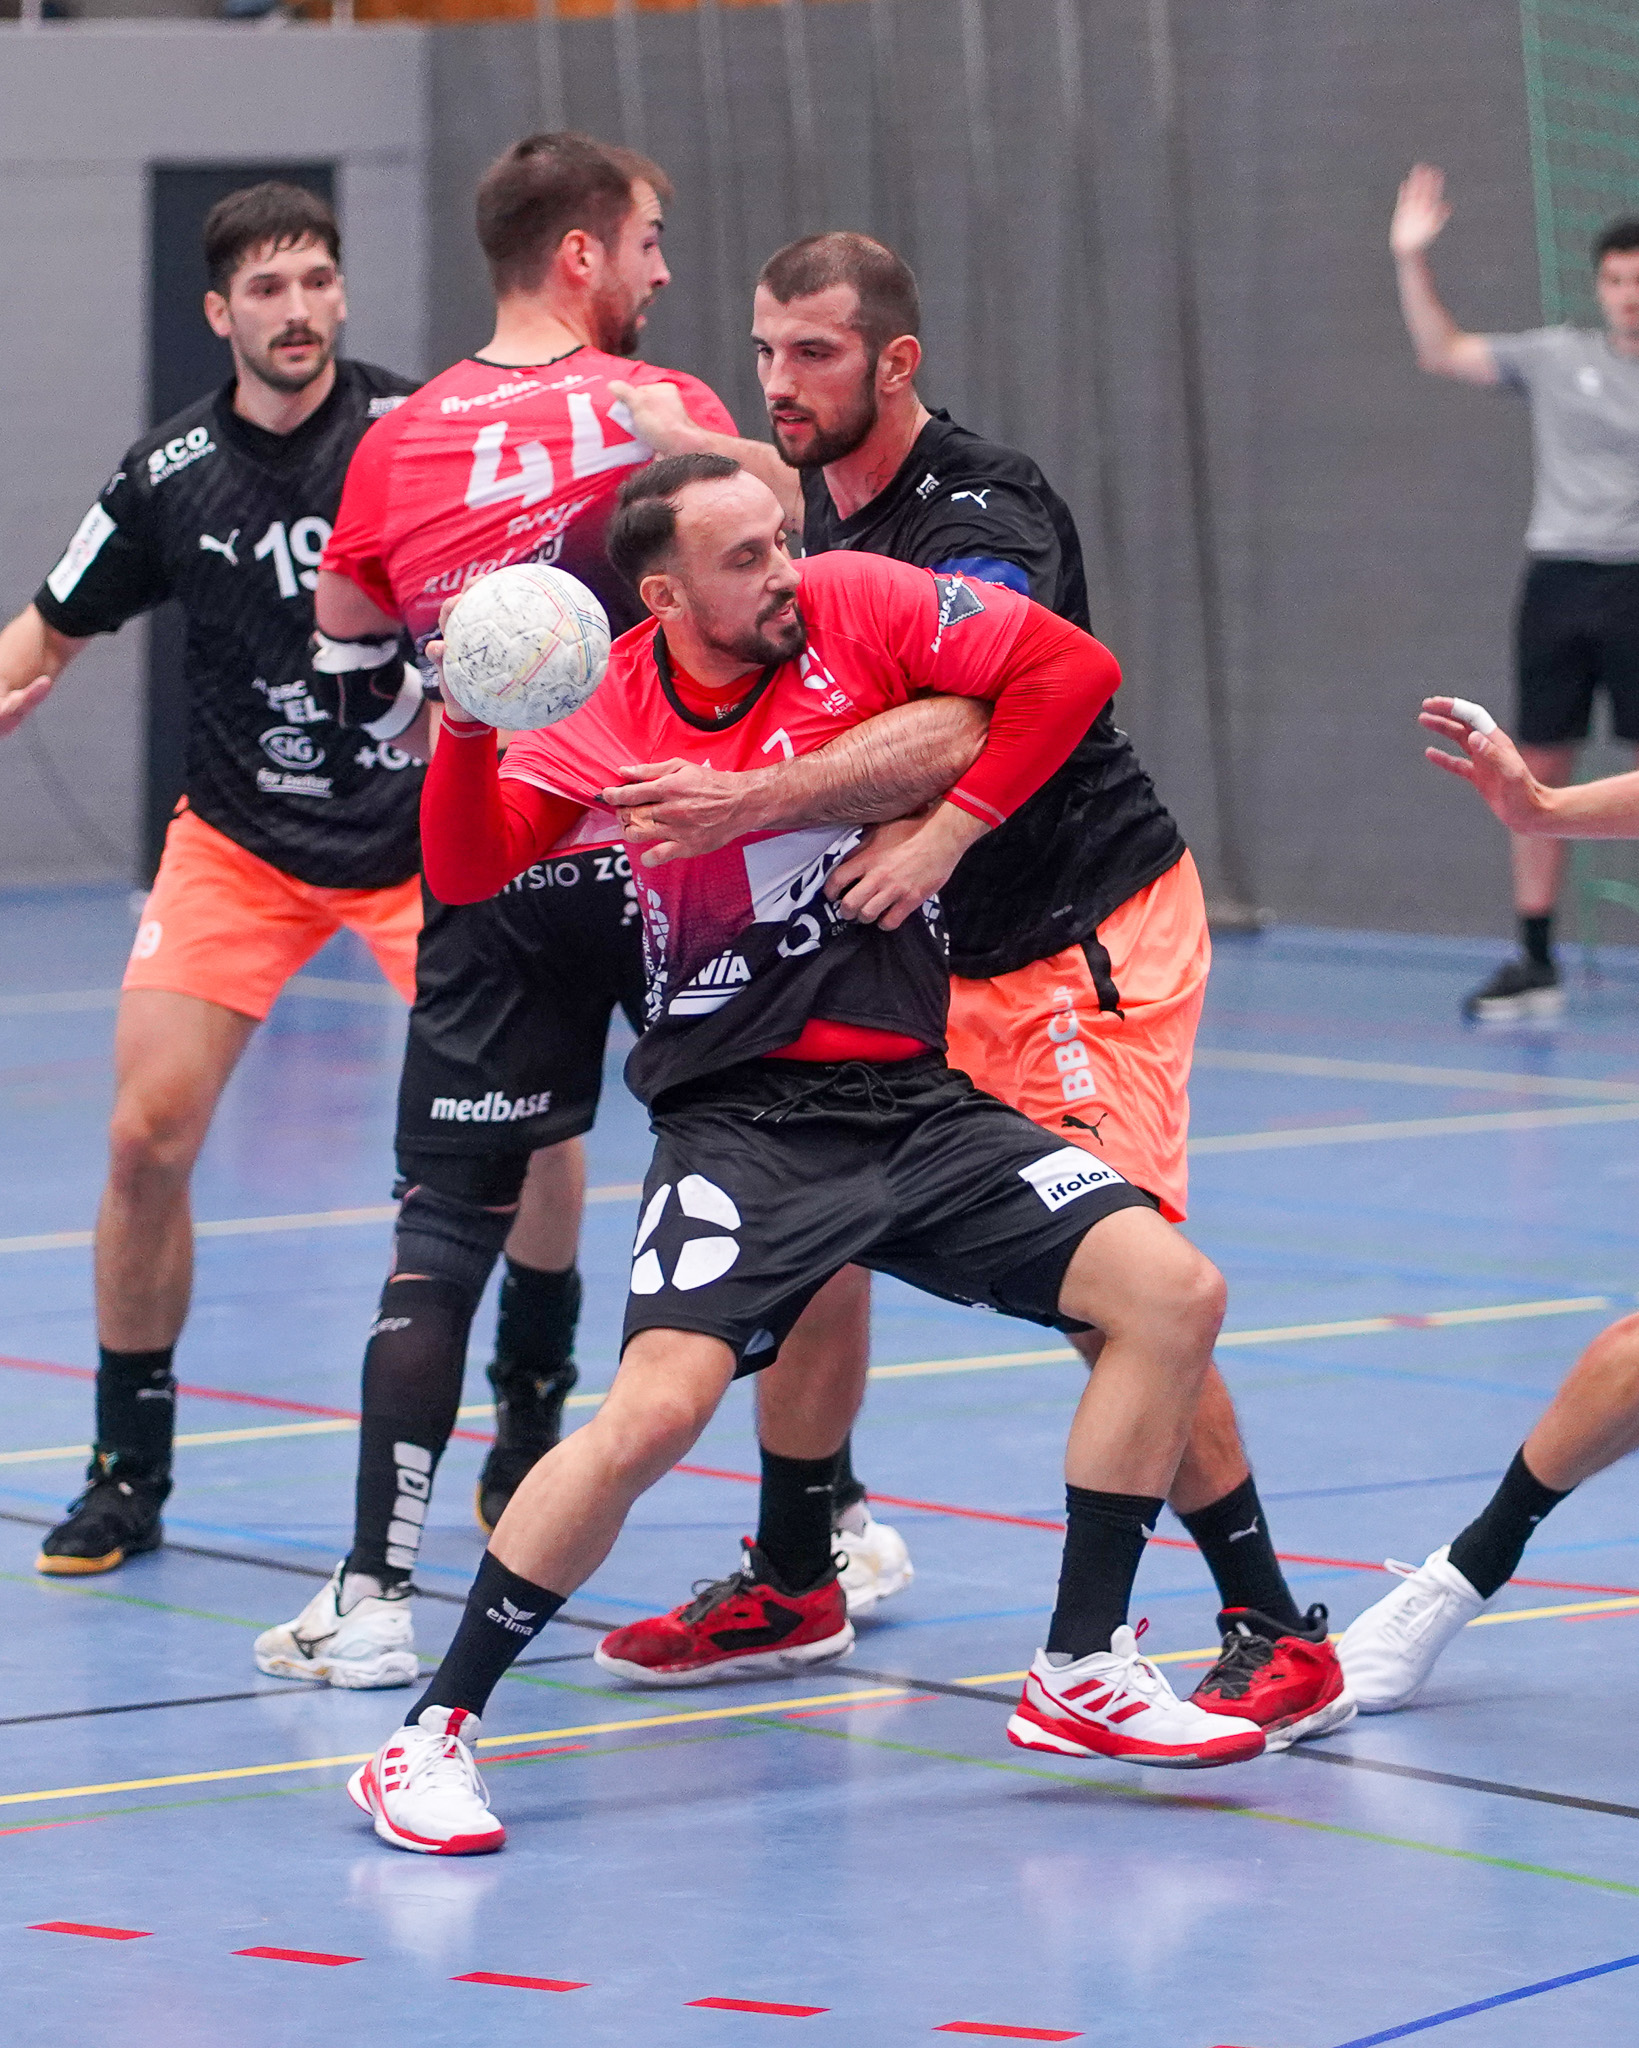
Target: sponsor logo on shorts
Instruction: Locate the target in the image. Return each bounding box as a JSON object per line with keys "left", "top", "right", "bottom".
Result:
{"left": 131, "top": 919, "right": 162, "bottom": 961}
{"left": 428, "top": 1088, "right": 553, "bottom": 1125}
{"left": 1046, "top": 983, "right": 1099, "bottom": 1107}
{"left": 667, "top": 948, "right": 752, "bottom": 1016}
{"left": 1018, "top": 1146, "right": 1126, "bottom": 1213}
{"left": 629, "top": 1174, "right": 741, "bottom": 1295}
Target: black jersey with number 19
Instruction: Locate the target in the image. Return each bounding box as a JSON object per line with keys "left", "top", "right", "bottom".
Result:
{"left": 800, "top": 410, "right": 1186, "bottom": 979}
{"left": 34, "top": 360, "right": 422, "bottom": 890}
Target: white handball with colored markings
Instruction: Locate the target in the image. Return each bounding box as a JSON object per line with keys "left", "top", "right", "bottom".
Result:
{"left": 440, "top": 562, "right": 610, "bottom": 730}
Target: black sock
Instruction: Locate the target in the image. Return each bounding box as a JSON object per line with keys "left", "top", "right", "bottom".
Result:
{"left": 1177, "top": 1474, "right": 1303, "bottom": 1633}
{"left": 1046, "top": 1485, "right": 1165, "bottom": 1660}
{"left": 488, "top": 1259, "right": 580, "bottom": 1450}
{"left": 755, "top": 1446, "right": 839, "bottom": 1590}
{"left": 1447, "top": 1446, "right": 1572, "bottom": 1599}
{"left": 347, "top": 1277, "right": 472, "bottom": 1587}
{"left": 406, "top": 1550, "right": 565, "bottom": 1722}
{"left": 94, "top": 1345, "right": 176, "bottom": 1482}
{"left": 831, "top": 1433, "right": 866, "bottom": 1515}
{"left": 1521, "top": 913, "right": 1553, "bottom": 970}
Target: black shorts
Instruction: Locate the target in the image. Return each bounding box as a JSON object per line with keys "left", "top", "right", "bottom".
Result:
{"left": 395, "top": 847, "right": 645, "bottom": 1179}
{"left": 622, "top": 1055, "right": 1158, "bottom": 1372}
{"left": 1516, "top": 558, "right": 1639, "bottom": 745}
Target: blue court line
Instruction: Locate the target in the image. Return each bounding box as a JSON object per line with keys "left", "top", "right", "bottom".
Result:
{"left": 1331, "top": 1951, "right": 1639, "bottom": 2046}
{"left": 1262, "top": 1469, "right": 1503, "bottom": 1503}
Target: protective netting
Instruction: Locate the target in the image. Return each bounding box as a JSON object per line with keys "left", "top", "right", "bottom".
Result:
{"left": 1521, "top": 0, "right": 1639, "bottom": 322}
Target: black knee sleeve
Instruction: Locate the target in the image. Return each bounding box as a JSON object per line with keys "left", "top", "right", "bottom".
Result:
{"left": 392, "top": 1181, "right": 516, "bottom": 1305}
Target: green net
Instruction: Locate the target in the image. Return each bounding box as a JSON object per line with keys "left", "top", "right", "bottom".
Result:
{"left": 1521, "top": 0, "right": 1639, "bottom": 322}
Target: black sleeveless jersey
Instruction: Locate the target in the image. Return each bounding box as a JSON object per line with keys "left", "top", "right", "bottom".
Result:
{"left": 800, "top": 410, "right": 1185, "bottom": 979}
{"left": 35, "top": 360, "right": 423, "bottom": 890}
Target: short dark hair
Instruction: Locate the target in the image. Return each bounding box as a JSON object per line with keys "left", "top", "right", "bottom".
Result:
{"left": 1595, "top": 217, "right": 1639, "bottom": 265}
{"left": 476, "top": 131, "right": 672, "bottom": 297}
{"left": 608, "top": 452, "right": 743, "bottom": 586}
{"left": 757, "top": 231, "right": 920, "bottom": 357}
{"left": 203, "top": 182, "right": 340, "bottom": 297}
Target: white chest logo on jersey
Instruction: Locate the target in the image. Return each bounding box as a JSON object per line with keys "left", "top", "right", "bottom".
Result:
{"left": 629, "top": 1176, "right": 741, "bottom": 1295}
{"left": 916, "top": 471, "right": 941, "bottom": 500}
{"left": 199, "top": 528, "right": 240, "bottom": 568}
{"left": 950, "top": 489, "right": 991, "bottom": 509}
{"left": 147, "top": 427, "right": 215, "bottom": 486}
{"left": 259, "top": 725, "right": 326, "bottom": 771}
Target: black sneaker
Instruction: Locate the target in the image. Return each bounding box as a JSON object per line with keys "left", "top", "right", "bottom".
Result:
{"left": 474, "top": 1361, "right": 578, "bottom": 1535}
{"left": 36, "top": 1463, "right": 170, "bottom": 1576}
{"left": 1461, "top": 954, "right": 1563, "bottom": 1022}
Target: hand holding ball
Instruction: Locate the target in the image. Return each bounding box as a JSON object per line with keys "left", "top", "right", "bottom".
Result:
{"left": 439, "top": 563, "right": 610, "bottom": 730}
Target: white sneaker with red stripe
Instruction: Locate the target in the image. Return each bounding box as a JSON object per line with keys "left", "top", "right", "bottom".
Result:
{"left": 348, "top": 1706, "right": 505, "bottom": 1855}
{"left": 1008, "top": 1624, "right": 1267, "bottom": 1769}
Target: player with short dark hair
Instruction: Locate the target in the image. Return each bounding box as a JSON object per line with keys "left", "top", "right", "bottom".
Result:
{"left": 1392, "top": 165, "right": 1639, "bottom": 1020}
{"left": 597, "top": 235, "right": 1351, "bottom": 1748}
{"left": 0, "top": 183, "right": 422, "bottom": 1577}
{"left": 343, "top": 455, "right": 1268, "bottom": 1855}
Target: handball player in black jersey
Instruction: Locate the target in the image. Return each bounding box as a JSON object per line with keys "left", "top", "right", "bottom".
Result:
{"left": 0, "top": 185, "right": 423, "bottom": 1578}
{"left": 599, "top": 235, "right": 1352, "bottom": 1747}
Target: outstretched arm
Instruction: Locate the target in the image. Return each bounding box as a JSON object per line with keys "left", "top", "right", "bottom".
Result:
{"left": 608, "top": 378, "right": 803, "bottom": 533}
{"left": 0, "top": 604, "right": 87, "bottom": 738}
{"left": 602, "top": 695, "right": 989, "bottom": 866}
{"left": 1390, "top": 165, "right": 1499, "bottom": 386}
{"left": 1423, "top": 696, "right": 1639, "bottom": 837}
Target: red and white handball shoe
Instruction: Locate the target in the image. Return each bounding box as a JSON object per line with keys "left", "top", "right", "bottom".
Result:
{"left": 348, "top": 1706, "right": 505, "bottom": 1855}
{"left": 594, "top": 1540, "right": 854, "bottom": 1687}
{"left": 1008, "top": 1622, "right": 1265, "bottom": 1769}
{"left": 1190, "top": 1605, "right": 1356, "bottom": 1750}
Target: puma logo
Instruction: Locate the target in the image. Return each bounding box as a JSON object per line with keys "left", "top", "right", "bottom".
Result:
{"left": 950, "top": 489, "right": 991, "bottom": 509}
{"left": 1227, "top": 1517, "right": 1261, "bottom": 1543}
{"left": 1061, "top": 1111, "right": 1109, "bottom": 1142}
{"left": 199, "top": 528, "right": 240, "bottom": 567}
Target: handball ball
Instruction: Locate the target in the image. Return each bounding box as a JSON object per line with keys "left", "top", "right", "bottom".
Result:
{"left": 440, "top": 563, "right": 610, "bottom": 730}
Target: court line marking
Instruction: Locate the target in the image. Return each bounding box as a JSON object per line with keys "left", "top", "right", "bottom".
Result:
{"left": 1288, "top": 1747, "right": 1639, "bottom": 1824}
{"left": 0, "top": 1291, "right": 1617, "bottom": 1471}
{"left": 6, "top": 1598, "right": 1636, "bottom": 1812}
{"left": 0, "top": 978, "right": 398, "bottom": 1019}
{"left": 1193, "top": 1046, "right": 1639, "bottom": 1101}
{"left": 1327, "top": 1951, "right": 1639, "bottom": 2048}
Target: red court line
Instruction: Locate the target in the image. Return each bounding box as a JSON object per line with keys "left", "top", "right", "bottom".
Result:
{"left": 234, "top": 1946, "right": 360, "bottom": 1966}
{"left": 486, "top": 1743, "right": 589, "bottom": 1764}
{"left": 30, "top": 1920, "right": 150, "bottom": 1941}
{"left": 0, "top": 1351, "right": 492, "bottom": 1445}
{"left": 688, "top": 1996, "right": 829, "bottom": 2016}
{"left": 935, "top": 2026, "right": 1082, "bottom": 2042}
{"left": 453, "top": 1971, "right": 587, "bottom": 1991}
{"left": 674, "top": 1463, "right": 1639, "bottom": 1599}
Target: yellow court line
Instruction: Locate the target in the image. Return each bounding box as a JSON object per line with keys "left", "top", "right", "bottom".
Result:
{"left": 5, "top": 1598, "right": 1636, "bottom": 1812}
{"left": 0, "top": 1293, "right": 1619, "bottom": 1469}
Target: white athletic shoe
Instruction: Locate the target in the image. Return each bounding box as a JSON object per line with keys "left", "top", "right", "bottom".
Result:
{"left": 1336, "top": 1545, "right": 1495, "bottom": 1713}
{"left": 834, "top": 1502, "right": 914, "bottom": 1618}
{"left": 348, "top": 1706, "right": 505, "bottom": 1856}
{"left": 1007, "top": 1625, "right": 1266, "bottom": 1769}
{"left": 254, "top": 1564, "right": 419, "bottom": 1689}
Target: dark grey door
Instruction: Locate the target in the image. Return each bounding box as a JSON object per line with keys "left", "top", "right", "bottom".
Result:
{"left": 143, "top": 162, "right": 334, "bottom": 880}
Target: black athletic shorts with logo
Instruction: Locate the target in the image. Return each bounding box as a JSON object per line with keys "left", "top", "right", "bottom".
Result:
{"left": 396, "top": 845, "right": 645, "bottom": 1202}
{"left": 621, "top": 1054, "right": 1158, "bottom": 1372}
{"left": 1516, "top": 558, "right": 1639, "bottom": 745}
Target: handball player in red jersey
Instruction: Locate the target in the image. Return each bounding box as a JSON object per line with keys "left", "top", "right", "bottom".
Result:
{"left": 343, "top": 453, "right": 1268, "bottom": 1856}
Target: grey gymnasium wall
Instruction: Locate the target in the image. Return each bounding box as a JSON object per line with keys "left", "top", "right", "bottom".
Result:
{"left": 0, "top": 25, "right": 430, "bottom": 888}
{"left": 0, "top": 1, "right": 1547, "bottom": 937}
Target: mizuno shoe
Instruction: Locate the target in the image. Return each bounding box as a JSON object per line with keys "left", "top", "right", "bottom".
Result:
{"left": 36, "top": 1465, "right": 168, "bottom": 1577}
{"left": 834, "top": 1501, "right": 914, "bottom": 1618}
{"left": 1190, "top": 1606, "right": 1356, "bottom": 1750}
{"left": 593, "top": 1540, "right": 854, "bottom": 1687}
{"left": 255, "top": 1563, "right": 419, "bottom": 1689}
{"left": 1336, "top": 1546, "right": 1494, "bottom": 1713}
{"left": 349, "top": 1706, "right": 504, "bottom": 1856}
{"left": 1007, "top": 1623, "right": 1266, "bottom": 1769}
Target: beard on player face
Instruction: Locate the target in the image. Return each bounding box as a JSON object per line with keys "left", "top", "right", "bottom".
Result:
{"left": 695, "top": 587, "right": 808, "bottom": 669}
{"left": 593, "top": 278, "right": 650, "bottom": 359}
{"left": 767, "top": 365, "right": 879, "bottom": 470}
{"left": 241, "top": 320, "right": 338, "bottom": 396}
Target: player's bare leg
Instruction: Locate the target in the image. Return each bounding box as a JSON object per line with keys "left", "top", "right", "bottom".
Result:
{"left": 38, "top": 991, "right": 256, "bottom": 1576}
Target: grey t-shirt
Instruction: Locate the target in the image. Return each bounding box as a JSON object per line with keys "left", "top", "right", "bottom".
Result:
{"left": 1485, "top": 325, "right": 1639, "bottom": 560}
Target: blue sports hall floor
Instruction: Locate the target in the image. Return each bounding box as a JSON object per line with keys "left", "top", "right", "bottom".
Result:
{"left": 3, "top": 883, "right": 1639, "bottom": 2048}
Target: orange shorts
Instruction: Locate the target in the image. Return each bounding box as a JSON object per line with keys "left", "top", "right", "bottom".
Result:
{"left": 123, "top": 806, "right": 422, "bottom": 1020}
{"left": 944, "top": 851, "right": 1209, "bottom": 1222}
